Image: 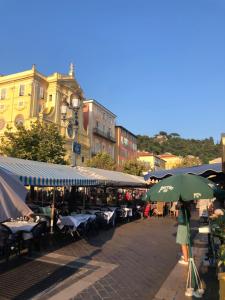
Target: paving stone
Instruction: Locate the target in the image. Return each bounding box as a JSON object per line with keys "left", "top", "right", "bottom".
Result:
{"left": 0, "top": 212, "right": 218, "bottom": 300}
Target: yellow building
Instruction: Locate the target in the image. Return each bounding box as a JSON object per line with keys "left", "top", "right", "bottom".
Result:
{"left": 158, "top": 153, "right": 183, "bottom": 169}
{"left": 137, "top": 151, "right": 166, "bottom": 170}
{"left": 209, "top": 157, "right": 222, "bottom": 164}
{"left": 0, "top": 64, "right": 90, "bottom": 165}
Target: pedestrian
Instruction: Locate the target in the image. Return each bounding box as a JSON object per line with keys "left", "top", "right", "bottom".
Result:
{"left": 176, "top": 201, "right": 191, "bottom": 265}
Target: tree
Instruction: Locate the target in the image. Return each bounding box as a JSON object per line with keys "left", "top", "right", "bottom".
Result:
{"left": 170, "top": 133, "right": 180, "bottom": 138}
{"left": 0, "top": 121, "right": 67, "bottom": 164}
{"left": 86, "top": 152, "right": 116, "bottom": 170}
{"left": 158, "top": 131, "right": 168, "bottom": 136}
{"left": 122, "top": 159, "right": 148, "bottom": 176}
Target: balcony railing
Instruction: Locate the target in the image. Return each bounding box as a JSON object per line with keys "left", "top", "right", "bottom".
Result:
{"left": 93, "top": 127, "right": 116, "bottom": 143}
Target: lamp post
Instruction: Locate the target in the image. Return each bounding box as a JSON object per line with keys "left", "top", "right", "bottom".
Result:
{"left": 61, "top": 95, "right": 81, "bottom": 166}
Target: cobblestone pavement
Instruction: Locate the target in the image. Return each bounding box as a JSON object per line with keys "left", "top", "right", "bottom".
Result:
{"left": 52, "top": 217, "right": 180, "bottom": 300}
{"left": 1, "top": 216, "right": 217, "bottom": 300}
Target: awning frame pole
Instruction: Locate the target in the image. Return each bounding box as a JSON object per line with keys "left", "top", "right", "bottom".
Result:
{"left": 50, "top": 187, "right": 56, "bottom": 234}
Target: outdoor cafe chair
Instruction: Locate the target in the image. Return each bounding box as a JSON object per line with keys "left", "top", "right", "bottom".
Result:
{"left": 21, "top": 221, "right": 47, "bottom": 255}
{"left": 0, "top": 223, "right": 21, "bottom": 261}
{"left": 152, "top": 202, "right": 165, "bottom": 217}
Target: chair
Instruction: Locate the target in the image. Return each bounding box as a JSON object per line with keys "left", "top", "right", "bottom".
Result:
{"left": 22, "top": 221, "right": 47, "bottom": 254}
{"left": 153, "top": 202, "right": 165, "bottom": 217}
{"left": 0, "top": 223, "right": 21, "bottom": 261}
{"left": 169, "top": 202, "right": 178, "bottom": 217}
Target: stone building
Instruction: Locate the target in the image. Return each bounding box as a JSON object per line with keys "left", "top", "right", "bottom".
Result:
{"left": 83, "top": 99, "right": 116, "bottom": 159}
{"left": 115, "top": 125, "right": 137, "bottom": 168}
{"left": 0, "top": 64, "right": 90, "bottom": 165}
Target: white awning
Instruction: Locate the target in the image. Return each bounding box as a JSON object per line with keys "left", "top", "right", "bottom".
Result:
{"left": 76, "top": 166, "right": 146, "bottom": 187}
{"left": 0, "top": 156, "right": 102, "bottom": 187}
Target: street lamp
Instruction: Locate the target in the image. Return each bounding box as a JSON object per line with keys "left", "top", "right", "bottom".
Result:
{"left": 61, "top": 95, "right": 81, "bottom": 166}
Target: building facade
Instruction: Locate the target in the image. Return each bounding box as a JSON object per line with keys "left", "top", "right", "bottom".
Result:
{"left": 137, "top": 151, "right": 166, "bottom": 170}
{"left": 83, "top": 99, "right": 116, "bottom": 159}
{"left": 158, "top": 153, "right": 183, "bottom": 169}
{"left": 0, "top": 64, "right": 90, "bottom": 165}
{"left": 115, "top": 126, "right": 137, "bottom": 168}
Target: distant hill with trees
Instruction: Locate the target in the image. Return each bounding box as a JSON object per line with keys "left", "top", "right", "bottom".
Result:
{"left": 137, "top": 131, "right": 221, "bottom": 164}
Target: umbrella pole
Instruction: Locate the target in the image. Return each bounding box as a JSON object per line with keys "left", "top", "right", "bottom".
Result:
{"left": 185, "top": 207, "right": 204, "bottom": 297}
{"left": 50, "top": 187, "right": 56, "bottom": 235}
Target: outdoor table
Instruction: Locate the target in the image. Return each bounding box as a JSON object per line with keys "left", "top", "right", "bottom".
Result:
{"left": 57, "top": 214, "right": 96, "bottom": 231}
{"left": 85, "top": 207, "right": 117, "bottom": 224}
{"left": 3, "top": 221, "right": 37, "bottom": 234}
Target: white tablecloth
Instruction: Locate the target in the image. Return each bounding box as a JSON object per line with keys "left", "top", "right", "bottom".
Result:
{"left": 86, "top": 208, "right": 117, "bottom": 223}
{"left": 3, "top": 221, "right": 37, "bottom": 233}
{"left": 58, "top": 214, "right": 96, "bottom": 230}
{"left": 121, "top": 207, "right": 133, "bottom": 217}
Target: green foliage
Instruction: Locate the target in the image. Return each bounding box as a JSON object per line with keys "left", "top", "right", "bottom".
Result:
{"left": 137, "top": 132, "right": 221, "bottom": 164}
{"left": 86, "top": 152, "right": 116, "bottom": 170}
{"left": 122, "top": 159, "right": 148, "bottom": 176}
{"left": 0, "top": 121, "right": 67, "bottom": 164}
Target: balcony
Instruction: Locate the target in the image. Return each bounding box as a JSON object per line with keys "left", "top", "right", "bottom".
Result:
{"left": 93, "top": 127, "right": 116, "bottom": 143}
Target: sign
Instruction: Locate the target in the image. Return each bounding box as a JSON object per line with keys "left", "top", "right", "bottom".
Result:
{"left": 72, "top": 142, "right": 81, "bottom": 154}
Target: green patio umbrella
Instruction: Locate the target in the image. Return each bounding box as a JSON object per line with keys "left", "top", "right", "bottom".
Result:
{"left": 144, "top": 174, "right": 216, "bottom": 202}
{"left": 144, "top": 174, "right": 218, "bottom": 298}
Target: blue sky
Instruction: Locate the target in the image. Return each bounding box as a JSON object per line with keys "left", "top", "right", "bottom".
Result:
{"left": 0, "top": 0, "right": 224, "bottom": 142}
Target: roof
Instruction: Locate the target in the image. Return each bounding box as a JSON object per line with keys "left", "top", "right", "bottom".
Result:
{"left": 77, "top": 166, "right": 146, "bottom": 187}
{"left": 144, "top": 163, "right": 223, "bottom": 181}
{"left": 137, "top": 151, "right": 154, "bottom": 157}
{"left": 158, "top": 154, "right": 179, "bottom": 158}
{"left": 83, "top": 99, "right": 117, "bottom": 118}
{"left": 115, "top": 125, "right": 137, "bottom": 138}
{"left": 209, "top": 158, "right": 222, "bottom": 164}
{"left": 0, "top": 156, "right": 101, "bottom": 187}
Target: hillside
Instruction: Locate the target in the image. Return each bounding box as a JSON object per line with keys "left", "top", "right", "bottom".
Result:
{"left": 137, "top": 132, "right": 221, "bottom": 164}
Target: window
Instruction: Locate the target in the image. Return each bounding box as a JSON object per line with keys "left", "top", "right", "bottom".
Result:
{"left": 96, "top": 121, "right": 99, "bottom": 128}
{"left": 39, "top": 86, "right": 44, "bottom": 99}
{"left": 82, "top": 156, "right": 84, "bottom": 163}
{"left": 0, "top": 118, "right": 5, "bottom": 130}
{"left": 19, "top": 84, "right": 25, "bottom": 96}
{"left": 0, "top": 89, "right": 6, "bottom": 100}
{"left": 0, "top": 104, "right": 5, "bottom": 111}
{"left": 49, "top": 94, "right": 52, "bottom": 101}
{"left": 14, "top": 114, "right": 24, "bottom": 126}
{"left": 18, "top": 100, "right": 24, "bottom": 107}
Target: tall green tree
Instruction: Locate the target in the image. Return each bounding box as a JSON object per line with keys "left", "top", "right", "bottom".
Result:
{"left": 0, "top": 121, "right": 67, "bottom": 164}
{"left": 122, "top": 159, "right": 148, "bottom": 176}
{"left": 86, "top": 152, "right": 116, "bottom": 170}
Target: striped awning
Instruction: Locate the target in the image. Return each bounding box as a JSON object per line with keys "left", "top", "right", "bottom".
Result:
{"left": 0, "top": 156, "right": 102, "bottom": 186}
{"left": 144, "top": 163, "right": 223, "bottom": 181}
{"left": 76, "top": 166, "right": 147, "bottom": 187}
